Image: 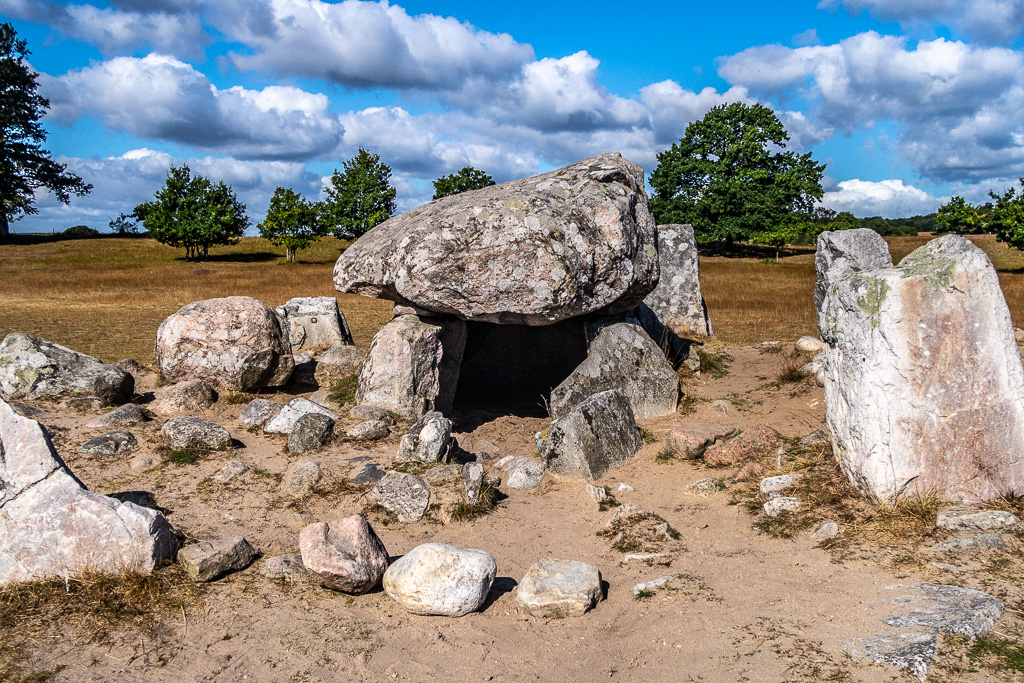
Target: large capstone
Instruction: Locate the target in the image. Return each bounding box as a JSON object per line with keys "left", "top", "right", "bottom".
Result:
{"left": 154, "top": 296, "right": 293, "bottom": 392}
{"left": 0, "top": 399, "right": 178, "bottom": 585}
{"left": 334, "top": 153, "right": 658, "bottom": 325}
{"left": 0, "top": 333, "right": 134, "bottom": 404}
{"left": 643, "top": 224, "right": 712, "bottom": 338}
{"left": 275, "top": 296, "right": 354, "bottom": 353}
{"left": 816, "top": 232, "right": 1024, "bottom": 503}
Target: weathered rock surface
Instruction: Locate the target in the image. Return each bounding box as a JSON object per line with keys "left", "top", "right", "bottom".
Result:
{"left": 299, "top": 515, "right": 389, "bottom": 593}
{"left": 264, "top": 397, "right": 339, "bottom": 435}
{"left": 354, "top": 315, "right": 464, "bottom": 421}
{"left": 504, "top": 458, "right": 545, "bottom": 490}
{"left": 383, "top": 543, "right": 497, "bottom": 617}
{"left": 759, "top": 474, "right": 803, "bottom": 496}
{"left": 0, "top": 333, "right": 134, "bottom": 404}
{"left": 927, "top": 533, "right": 1007, "bottom": 553}
{"left": 285, "top": 459, "right": 322, "bottom": 496}
{"left": 335, "top": 153, "right": 659, "bottom": 325}
{"left": 368, "top": 471, "right": 431, "bottom": 522}
{"left": 817, "top": 232, "right": 1024, "bottom": 502}
{"left": 275, "top": 296, "right": 354, "bottom": 353}
{"left": 703, "top": 425, "right": 783, "bottom": 467}
{"left": 665, "top": 423, "right": 738, "bottom": 458}
{"left": 684, "top": 478, "right": 720, "bottom": 497}
{"left": 549, "top": 321, "right": 678, "bottom": 419}
{"left": 259, "top": 554, "right": 307, "bottom": 582}
{"left": 154, "top": 296, "right": 293, "bottom": 392}
{"left": 516, "top": 558, "right": 602, "bottom": 618}
{"left": 239, "top": 398, "right": 282, "bottom": 426}
{"left": 538, "top": 389, "right": 641, "bottom": 480}
{"left": 162, "top": 416, "right": 231, "bottom": 451}
{"left": 396, "top": 411, "right": 452, "bottom": 463}
{"left": 313, "top": 345, "right": 366, "bottom": 389}
{"left": 177, "top": 537, "right": 257, "bottom": 582}
{"left": 795, "top": 335, "right": 823, "bottom": 354}
{"left": 0, "top": 399, "right": 177, "bottom": 584}
{"left": 345, "top": 419, "right": 390, "bottom": 441}
{"left": 643, "top": 224, "right": 713, "bottom": 337}
{"left": 213, "top": 460, "right": 249, "bottom": 484}
{"left": 287, "top": 413, "right": 335, "bottom": 454}
{"left": 811, "top": 519, "right": 840, "bottom": 541}
{"left": 151, "top": 379, "right": 216, "bottom": 415}
{"left": 80, "top": 430, "right": 137, "bottom": 458}
{"left": 463, "top": 462, "right": 484, "bottom": 501}
{"left": 350, "top": 405, "right": 394, "bottom": 425}
{"left": 936, "top": 508, "right": 1020, "bottom": 532}
{"left": 62, "top": 396, "right": 108, "bottom": 412}
{"left": 764, "top": 497, "right": 800, "bottom": 517}
{"left": 86, "top": 403, "right": 146, "bottom": 429}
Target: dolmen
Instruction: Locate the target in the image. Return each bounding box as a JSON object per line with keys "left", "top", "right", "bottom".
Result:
{"left": 815, "top": 229, "right": 1024, "bottom": 503}
{"left": 333, "top": 154, "right": 711, "bottom": 440}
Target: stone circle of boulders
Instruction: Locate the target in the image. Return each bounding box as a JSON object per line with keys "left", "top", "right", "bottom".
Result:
{"left": 0, "top": 399, "right": 177, "bottom": 585}
{"left": 0, "top": 333, "right": 134, "bottom": 404}
{"left": 86, "top": 403, "right": 146, "bottom": 429}
{"left": 80, "top": 430, "right": 138, "bottom": 458}
{"left": 538, "top": 389, "right": 642, "bottom": 480}
{"left": 368, "top": 471, "right": 431, "bottom": 522}
{"left": 162, "top": 416, "right": 231, "bottom": 451}
{"left": 396, "top": 411, "right": 452, "bottom": 463}
{"left": 298, "top": 515, "right": 389, "bottom": 593}
{"left": 287, "top": 413, "right": 335, "bottom": 454}
{"left": 816, "top": 230, "right": 1024, "bottom": 502}
{"left": 177, "top": 536, "right": 258, "bottom": 582}
{"left": 515, "top": 558, "right": 603, "bottom": 618}
{"left": 152, "top": 379, "right": 216, "bottom": 414}
{"left": 154, "top": 296, "right": 294, "bottom": 392}
{"left": 275, "top": 296, "right": 354, "bottom": 353}
{"left": 383, "top": 543, "right": 497, "bottom": 617}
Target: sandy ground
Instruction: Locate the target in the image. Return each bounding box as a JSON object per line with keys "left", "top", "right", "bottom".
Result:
{"left": 10, "top": 346, "right": 993, "bottom": 682}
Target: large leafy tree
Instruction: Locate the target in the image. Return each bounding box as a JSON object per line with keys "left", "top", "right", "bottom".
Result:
{"left": 258, "top": 187, "right": 324, "bottom": 262}
{"left": 134, "top": 165, "right": 249, "bottom": 260}
{"left": 649, "top": 102, "right": 825, "bottom": 247}
{"left": 989, "top": 178, "right": 1024, "bottom": 250}
{"left": 432, "top": 166, "right": 495, "bottom": 200}
{"left": 935, "top": 195, "right": 981, "bottom": 234}
{"left": 0, "top": 23, "right": 91, "bottom": 237}
{"left": 322, "top": 148, "right": 396, "bottom": 239}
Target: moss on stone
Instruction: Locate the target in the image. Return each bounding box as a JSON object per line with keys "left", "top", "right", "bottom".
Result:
{"left": 899, "top": 251, "right": 958, "bottom": 291}
{"left": 854, "top": 276, "right": 890, "bottom": 329}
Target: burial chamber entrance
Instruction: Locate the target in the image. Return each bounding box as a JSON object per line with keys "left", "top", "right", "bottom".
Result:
{"left": 451, "top": 319, "right": 588, "bottom": 418}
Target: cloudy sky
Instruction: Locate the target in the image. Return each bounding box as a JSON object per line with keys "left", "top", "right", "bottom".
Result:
{"left": 3, "top": 0, "right": 1024, "bottom": 233}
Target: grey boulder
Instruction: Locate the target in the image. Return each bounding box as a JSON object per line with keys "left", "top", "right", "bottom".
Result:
{"left": 396, "top": 411, "right": 452, "bottom": 463}
{"left": 538, "top": 389, "right": 642, "bottom": 480}
{"left": 151, "top": 379, "right": 216, "bottom": 415}
{"left": 368, "top": 471, "right": 431, "bottom": 522}
{"left": 313, "top": 345, "right": 366, "bottom": 389}
{"left": 264, "top": 397, "right": 339, "bottom": 435}
{"left": 162, "top": 416, "right": 231, "bottom": 451}
{"left": 0, "top": 333, "right": 133, "bottom": 404}
{"left": 177, "top": 536, "right": 257, "bottom": 582}
{"left": 80, "top": 430, "right": 137, "bottom": 458}
{"left": 515, "top": 558, "right": 603, "bottom": 618}
{"left": 643, "top": 224, "right": 713, "bottom": 337}
{"left": 275, "top": 296, "right": 354, "bottom": 353}
{"left": 287, "top": 413, "right": 335, "bottom": 454}
{"left": 239, "top": 398, "right": 282, "bottom": 427}
{"left": 86, "top": 403, "right": 146, "bottom": 429}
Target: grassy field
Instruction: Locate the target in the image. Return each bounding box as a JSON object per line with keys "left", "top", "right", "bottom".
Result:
{"left": 2, "top": 232, "right": 1024, "bottom": 362}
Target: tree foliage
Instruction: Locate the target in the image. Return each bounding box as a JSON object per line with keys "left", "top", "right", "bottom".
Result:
{"left": 990, "top": 178, "right": 1024, "bottom": 250}
{"left": 935, "top": 195, "right": 981, "bottom": 234}
{"left": 649, "top": 102, "right": 825, "bottom": 247}
{"left": 134, "top": 165, "right": 249, "bottom": 260}
{"left": 322, "top": 148, "right": 396, "bottom": 239}
{"left": 432, "top": 166, "right": 496, "bottom": 200}
{"left": 258, "top": 187, "right": 324, "bottom": 262}
{"left": 0, "top": 23, "right": 91, "bottom": 237}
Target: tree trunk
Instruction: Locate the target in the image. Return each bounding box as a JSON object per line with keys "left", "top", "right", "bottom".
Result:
{"left": 286, "top": 246, "right": 296, "bottom": 263}
{"left": 0, "top": 214, "right": 8, "bottom": 238}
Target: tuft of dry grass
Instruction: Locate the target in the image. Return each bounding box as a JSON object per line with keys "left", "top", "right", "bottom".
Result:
{"left": 449, "top": 483, "right": 503, "bottom": 522}
{"left": 597, "top": 512, "right": 682, "bottom": 553}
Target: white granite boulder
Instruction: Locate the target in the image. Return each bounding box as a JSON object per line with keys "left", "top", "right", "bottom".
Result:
{"left": 151, "top": 379, "right": 216, "bottom": 414}
{"left": 0, "top": 333, "right": 134, "bottom": 404}
{"left": 383, "top": 543, "right": 496, "bottom": 617}
{"left": 396, "top": 411, "right": 452, "bottom": 463}
{"left": 515, "top": 558, "right": 603, "bottom": 618}
{"left": 298, "top": 515, "right": 389, "bottom": 593}
{"left": 264, "top": 397, "right": 339, "bottom": 435}
{"left": 275, "top": 296, "right": 354, "bottom": 353}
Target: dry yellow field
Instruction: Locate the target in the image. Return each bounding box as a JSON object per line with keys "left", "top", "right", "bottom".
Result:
{"left": 1, "top": 232, "right": 1023, "bottom": 361}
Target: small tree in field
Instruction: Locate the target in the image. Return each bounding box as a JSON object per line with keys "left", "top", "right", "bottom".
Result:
{"left": 259, "top": 187, "right": 323, "bottom": 262}
{"left": 432, "top": 166, "right": 495, "bottom": 200}
{"left": 134, "top": 165, "right": 249, "bottom": 260}
{"left": 990, "top": 178, "right": 1024, "bottom": 250}
{"left": 935, "top": 195, "right": 980, "bottom": 234}
{"left": 322, "top": 149, "right": 396, "bottom": 239}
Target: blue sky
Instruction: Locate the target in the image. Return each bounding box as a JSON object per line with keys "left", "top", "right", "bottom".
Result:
{"left": 2, "top": 0, "right": 1023, "bottom": 233}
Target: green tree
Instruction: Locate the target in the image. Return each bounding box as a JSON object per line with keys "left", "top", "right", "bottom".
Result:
{"left": 322, "top": 148, "right": 396, "bottom": 239}
{"left": 258, "top": 187, "right": 324, "bottom": 262}
{"left": 134, "top": 165, "right": 249, "bottom": 260}
{"left": 990, "top": 178, "right": 1024, "bottom": 250}
{"left": 109, "top": 212, "right": 140, "bottom": 235}
{"left": 0, "top": 23, "right": 91, "bottom": 237}
{"left": 649, "top": 102, "right": 825, "bottom": 248}
{"left": 432, "top": 166, "right": 496, "bottom": 200}
{"left": 935, "top": 195, "right": 980, "bottom": 234}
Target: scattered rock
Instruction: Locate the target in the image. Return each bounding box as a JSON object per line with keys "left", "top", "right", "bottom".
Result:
{"left": 795, "top": 336, "right": 823, "bottom": 353}
{"left": 313, "top": 345, "right": 366, "bottom": 388}
{"left": 162, "top": 416, "right": 231, "bottom": 451}
{"left": 131, "top": 455, "right": 158, "bottom": 471}
{"left": 703, "top": 426, "right": 783, "bottom": 467}
{"left": 684, "top": 478, "right": 720, "bottom": 497}
{"left": 212, "top": 460, "right": 249, "bottom": 484}
{"left": 368, "top": 471, "right": 431, "bottom": 522}
{"left": 61, "top": 396, "right": 108, "bottom": 412}
{"left": 79, "top": 430, "right": 137, "bottom": 458}
{"left": 86, "top": 403, "right": 146, "bottom": 429}
{"left": 345, "top": 419, "right": 390, "bottom": 441}
{"left": 177, "top": 537, "right": 257, "bottom": 582}
{"left": 811, "top": 519, "right": 840, "bottom": 541}
{"left": 463, "top": 462, "right": 484, "bottom": 501}
{"left": 763, "top": 497, "right": 800, "bottom": 517}
{"left": 633, "top": 575, "right": 674, "bottom": 596}
{"left": 396, "top": 411, "right": 452, "bottom": 463}
{"left": 710, "top": 400, "right": 731, "bottom": 414}
{"left": 884, "top": 583, "right": 1005, "bottom": 636}
{"left": 730, "top": 462, "right": 765, "bottom": 483}
{"left": 298, "top": 515, "right": 389, "bottom": 593}
{"left": 423, "top": 463, "right": 461, "bottom": 483}
{"left": 516, "top": 558, "right": 603, "bottom": 618}
{"left": 586, "top": 484, "right": 607, "bottom": 503}
{"left": 538, "top": 389, "right": 641, "bottom": 480}
{"left": 382, "top": 543, "right": 497, "bottom": 617}
{"left": 0, "top": 333, "right": 134, "bottom": 404}
{"left": 239, "top": 398, "right": 282, "bottom": 427}
{"left": 151, "top": 379, "right": 216, "bottom": 415}
{"left": 285, "top": 459, "right": 322, "bottom": 496}
{"left": 287, "top": 413, "right": 335, "bottom": 454}
{"left": 504, "top": 458, "right": 545, "bottom": 490}
{"left": 927, "top": 534, "right": 1007, "bottom": 553}
{"left": 605, "top": 503, "right": 652, "bottom": 526}
{"left": 936, "top": 508, "right": 1020, "bottom": 532}
{"left": 154, "top": 296, "right": 293, "bottom": 392}
{"left": 643, "top": 223, "right": 713, "bottom": 338}
{"left": 350, "top": 404, "right": 394, "bottom": 425}
{"left": 617, "top": 483, "right": 634, "bottom": 494}
{"left": 798, "top": 425, "right": 831, "bottom": 449}
{"left": 759, "top": 474, "right": 803, "bottom": 496}
{"left": 259, "top": 554, "right": 307, "bottom": 582}
{"left": 665, "top": 423, "right": 738, "bottom": 459}
{"left": 275, "top": 296, "right": 354, "bottom": 353}
{"left": 264, "top": 397, "right": 339, "bottom": 435}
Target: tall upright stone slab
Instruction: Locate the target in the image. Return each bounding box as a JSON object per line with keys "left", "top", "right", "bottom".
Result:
{"left": 643, "top": 224, "right": 712, "bottom": 338}
{"left": 816, "top": 232, "right": 1024, "bottom": 503}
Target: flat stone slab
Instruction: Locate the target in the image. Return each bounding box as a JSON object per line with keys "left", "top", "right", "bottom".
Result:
{"left": 665, "top": 423, "right": 738, "bottom": 458}
{"left": 936, "top": 508, "right": 1020, "bottom": 532}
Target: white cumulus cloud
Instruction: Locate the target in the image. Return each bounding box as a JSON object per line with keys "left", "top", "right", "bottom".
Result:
{"left": 821, "top": 178, "right": 947, "bottom": 217}
{"left": 819, "top": 0, "right": 1024, "bottom": 44}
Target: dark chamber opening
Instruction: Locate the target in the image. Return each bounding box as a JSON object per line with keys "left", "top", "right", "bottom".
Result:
{"left": 452, "top": 320, "right": 588, "bottom": 418}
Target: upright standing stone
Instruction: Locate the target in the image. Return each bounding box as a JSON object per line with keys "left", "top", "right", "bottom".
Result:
{"left": 538, "top": 389, "right": 642, "bottom": 480}
{"left": 816, "top": 232, "right": 1024, "bottom": 502}
{"left": 643, "top": 224, "right": 713, "bottom": 337}
{"left": 275, "top": 296, "right": 354, "bottom": 353}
